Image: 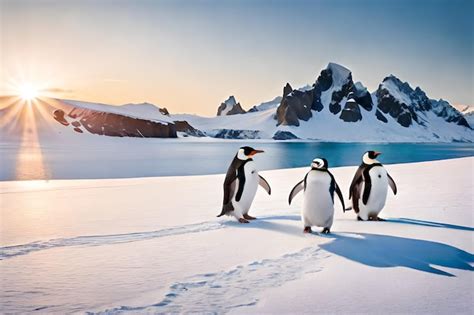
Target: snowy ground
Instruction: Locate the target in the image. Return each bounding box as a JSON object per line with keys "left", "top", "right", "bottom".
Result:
{"left": 1, "top": 157, "right": 473, "bottom": 314}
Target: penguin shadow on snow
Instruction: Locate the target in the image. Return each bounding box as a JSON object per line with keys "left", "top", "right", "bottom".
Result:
{"left": 385, "top": 218, "right": 474, "bottom": 231}
{"left": 223, "top": 214, "right": 302, "bottom": 237}
{"left": 320, "top": 233, "right": 474, "bottom": 277}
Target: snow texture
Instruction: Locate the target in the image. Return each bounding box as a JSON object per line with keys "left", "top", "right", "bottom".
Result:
{"left": 218, "top": 96, "right": 237, "bottom": 116}
{"left": 61, "top": 99, "right": 173, "bottom": 124}
{"left": 1, "top": 157, "right": 473, "bottom": 314}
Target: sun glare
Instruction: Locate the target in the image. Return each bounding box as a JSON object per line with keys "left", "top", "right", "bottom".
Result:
{"left": 18, "top": 83, "right": 39, "bottom": 101}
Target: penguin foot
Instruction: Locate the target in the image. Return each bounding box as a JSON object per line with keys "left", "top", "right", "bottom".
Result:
{"left": 321, "top": 228, "right": 330, "bottom": 234}
{"left": 357, "top": 216, "right": 364, "bottom": 221}
{"left": 238, "top": 218, "right": 250, "bottom": 224}
{"left": 303, "top": 227, "right": 312, "bottom": 233}
{"left": 243, "top": 214, "right": 257, "bottom": 220}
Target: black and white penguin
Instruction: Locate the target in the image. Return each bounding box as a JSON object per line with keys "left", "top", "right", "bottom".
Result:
{"left": 288, "top": 158, "right": 345, "bottom": 234}
{"left": 217, "top": 146, "right": 271, "bottom": 223}
{"left": 348, "top": 151, "right": 397, "bottom": 221}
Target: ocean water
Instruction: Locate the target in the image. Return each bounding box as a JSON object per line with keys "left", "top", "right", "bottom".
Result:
{"left": 1, "top": 140, "right": 473, "bottom": 181}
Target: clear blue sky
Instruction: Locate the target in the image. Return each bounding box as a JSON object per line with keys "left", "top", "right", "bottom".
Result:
{"left": 1, "top": 0, "right": 473, "bottom": 115}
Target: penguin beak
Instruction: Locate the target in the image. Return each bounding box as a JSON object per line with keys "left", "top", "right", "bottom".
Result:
{"left": 249, "top": 149, "right": 264, "bottom": 156}
{"left": 374, "top": 151, "right": 382, "bottom": 157}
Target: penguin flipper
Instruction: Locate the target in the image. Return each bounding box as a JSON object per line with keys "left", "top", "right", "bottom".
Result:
{"left": 334, "top": 182, "right": 345, "bottom": 212}
{"left": 387, "top": 173, "right": 397, "bottom": 195}
{"left": 328, "top": 170, "right": 345, "bottom": 212}
{"left": 288, "top": 180, "right": 304, "bottom": 205}
{"left": 258, "top": 175, "right": 271, "bottom": 195}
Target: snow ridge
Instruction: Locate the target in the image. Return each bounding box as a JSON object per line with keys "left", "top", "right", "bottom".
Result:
{"left": 0, "top": 221, "right": 224, "bottom": 260}
{"left": 93, "top": 246, "right": 325, "bottom": 314}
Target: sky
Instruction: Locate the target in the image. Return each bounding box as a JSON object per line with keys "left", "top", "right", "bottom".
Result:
{"left": 1, "top": 0, "right": 473, "bottom": 116}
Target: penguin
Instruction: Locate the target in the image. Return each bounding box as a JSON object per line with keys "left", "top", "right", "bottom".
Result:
{"left": 217, "top": 146, "right": 271, "bottom": 223}
{"left": 348, "top": 151, "right": 397, "bottom": 221}
{"left": 288, "top": 158, "right": 345, "bottom": 234}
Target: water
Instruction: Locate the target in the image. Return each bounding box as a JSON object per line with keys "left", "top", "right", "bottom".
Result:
{"left": 1, "top": 140, "right": 473, "bottom": 181}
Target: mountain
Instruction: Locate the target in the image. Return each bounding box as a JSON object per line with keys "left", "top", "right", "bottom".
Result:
{"left": 1, "top": 63, "right": 471, "bottom": 142}
{"left": 456, "top": 105, "right": 474, "bottom": 127}
{"left": 176, "top": 63, "right": 472, "bottom": 142}
{"left": 0, "top": 97, "right": 204, "bottom": 142}
{"left": 248, "top": 96, "right": 282, "bottom": 112}
{"left": 216, "top": 96, "right": 246, "bottom": 116}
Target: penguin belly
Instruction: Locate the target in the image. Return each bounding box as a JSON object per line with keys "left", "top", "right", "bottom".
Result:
{"left": 231, "top": 161, "right": 259, "bottom": 218}
{"left": 302, "top": 172, "right": 334, "bottom": 228}
{"left": 358, "top": 166, "right": 389, "bottom": 220}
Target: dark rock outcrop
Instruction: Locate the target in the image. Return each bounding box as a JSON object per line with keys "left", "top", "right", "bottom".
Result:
{"left": 339, "top": 98, "right": 362, "bottom": 122}
{"left": 283, "top": 83, "right": 293, "bottom": 97}
{"left": 315, "top": 68, "right": 333, "bottom": 91}
{"left": 174, "top": 120, "right": 206, "bottom": 137}
{"left": 211, "top": 129, "right": 260, "bottom": 139}
{"left": 328, "top": 77, "right": 352, "bottom": 115}
{"left": 276, "top": 63, "right": 364, "bottom": 126}
{"left": 376, "top": 76, "right": 471, "bottom": 129}
{"left": 431, "top": 99, "right": 471, "bottom": 129}
{"left": 159, "top": 107, "right": 170, "bottom": 116}
{"left": 53, "top": 107, "right": 177, "bottom": 138}
{"left": 375, "top": 109, "right": 388, "bottom": 123}
{"left": 272, "top": 130, "right": 299, "bottom": 140}
{"left": 376, "top": 77, "right": 417, "bottom": 128}
{"left": 276, "top": 83, "right": 313, "bottom": 126}
{"left": 216, "top": 96, "right": 246, "bottom": 116}
{"left": 53, "top": 109, "right": 69, "bottom": 126}
{"left": 352, "top": 83, "right": 373, "bottom": 111}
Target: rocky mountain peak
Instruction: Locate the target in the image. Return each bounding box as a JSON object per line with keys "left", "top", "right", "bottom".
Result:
{"left": 216, "top": 96, "right": 246, "bottom": 116}
{"left": 283, "top": 83, "right": 293, "bottom": 97}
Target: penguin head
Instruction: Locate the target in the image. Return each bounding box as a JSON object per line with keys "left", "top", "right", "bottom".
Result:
{"left": 363, "top": 151, "right": 382, "bottom": 164}
{"left": 237, "top": 146, "right": 264, "bottom": 160}
{"left": 311, "top": 158, "right": 328, "bottom": 170}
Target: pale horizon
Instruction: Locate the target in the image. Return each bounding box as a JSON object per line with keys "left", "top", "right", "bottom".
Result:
{"left": 1, "top": 0, "right": 473, "bottom": 115}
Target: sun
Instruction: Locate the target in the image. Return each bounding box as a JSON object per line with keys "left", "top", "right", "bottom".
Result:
{"left": 18, "top": 83, "right": 39, "bottom": 101}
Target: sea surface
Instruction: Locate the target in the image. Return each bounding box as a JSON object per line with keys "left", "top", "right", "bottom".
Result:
{"left": 0, "top": 139, "right": 473, "bottom": 181}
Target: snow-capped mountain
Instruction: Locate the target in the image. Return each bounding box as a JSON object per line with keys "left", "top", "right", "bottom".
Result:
{"left": 1, "top": 63, "right": 471, "bottom": 142}
{"left": 248, "top": 96, "right": 282, "bottom": 112}
{"left": 456, "top": 105, "right": 474, "bottom": 127}
{"left": 0, "top": 97, "right": 203, "bottom": 141}
{"left": 175, "top": 63, "right": 472, "bottom": 142}
{"left": 216, "top": 96, "right": 246, "bottom": 116}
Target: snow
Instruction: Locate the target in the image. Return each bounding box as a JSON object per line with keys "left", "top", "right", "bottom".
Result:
{"left": 173, "top": 107, "right": 278, "bottom": 139}
{"left": 175, "top": 98, "right": 473, "bottom": 142}
{"left": 1, "top": 62, "right": 472, "bottom": 143}
{"left": 318, "top": 63, "right": 352, "bottom": 116}
{"left": 354, "top": 81, "right": 367, "bottom": 92}
{"left": 456, "top": 105, "right": 474, "bottom": 127}
{"left": 380, "top": 76, "right": 413, "bottom": 106}
{"left": 465, "top": 112, "right": 474, "bottom": 128}
{"left": 1, "top": 157, "right": 472, "bottom": 313}
{"left": 250, "top": 96, "right": 282, "bottom": 111}
{"left": 297, "top": 84, "right": 313, "bottom": 92}
{"left": 218, "top": 96, "right": 238, "bottom": 116}
{"left": 60, "top": 99, "right": 173, "bottom": 124}
{"left": 327, "top": 62, "right": 352, "bottom": 88}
